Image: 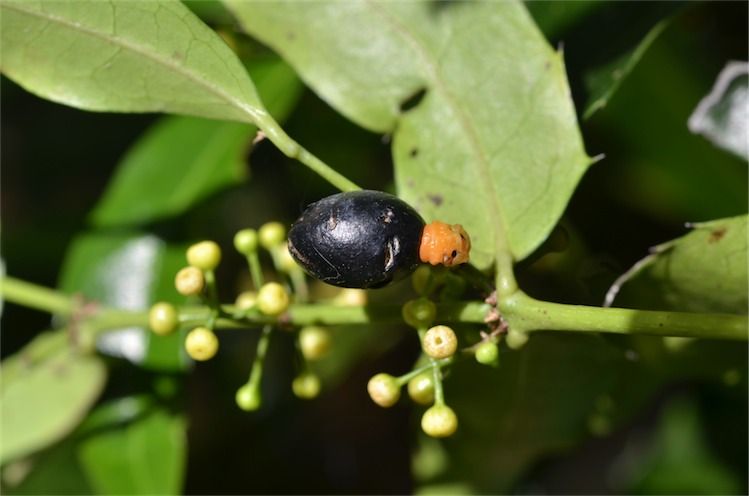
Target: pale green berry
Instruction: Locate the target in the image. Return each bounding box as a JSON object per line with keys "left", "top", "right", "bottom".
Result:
{"left": 259, "top": 222, "right": 286, "bottom": 250}
{"left": 402, "top": 298, "right": 437, "bottom": 329}
{"left": 292, "top": 373, "right": 321, "bottom": 399}
{"left": 475, "top": 342, "right": 499, "bottom": 365}
{"left": 422, "top": 325, "right": 458, "bottom": 359}
{"left": 233, "top": 229, "right": 259, "bottom": 255}
{"left": 421, "top": 404, "right": 458, "bottom": 438}
{"left": 367, "top": 373, "right": 400, "bottom": 407}
{"left": 257, "top": 282, "right": 290, "bottom": 316}
{"left": 235, "top": 291, "right": 258, "bottom": 310}
{"left": 407, "top": 371, "right": 435, "bottom": 405}
{"left": 186, "top": 241, "right": 221, "bottom": 271}
{"left": 505, "top": 329, "right": 529, "bottom": 350}
{"left": 185, "top": 327, "right": 219, "bottom": 361}
{"left": 148, "top": 302, "right": 179, "bottom": 336}
{"left": 175, "top": 266, "right": 204, "bottom": 296}
{"left": 299, "top": 326, "right": 332, "bottom": 361}
{"left": 236, "top": 384, "right": 261, "bottom": 411}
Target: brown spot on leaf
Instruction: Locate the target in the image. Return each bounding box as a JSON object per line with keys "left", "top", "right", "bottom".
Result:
{"left": 709, "top": 227, "right": 727, "bottom": 243}
{"left": 410, "top": 147, "right": 419, "bottom": 158}
{"left": 427, "top": 194, "right": 443, "bottom": 206}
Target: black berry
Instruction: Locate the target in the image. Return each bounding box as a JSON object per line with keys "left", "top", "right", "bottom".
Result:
{"left": 287, "top": 191, "right": 425, "bottom": 288}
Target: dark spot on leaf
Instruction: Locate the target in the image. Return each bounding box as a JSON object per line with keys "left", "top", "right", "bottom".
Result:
{"left": 287, "top": 31, "right": 295, "bottom": 41}
{"left": 410, "top": 147, "right": 419, "bottom": 158}
{"left": 709, "top": 227, "right": 727, "bottom": 243}
{"left": 172, "top": 50, "right": 183, "bottom": 61}
{"left": 407, "top": 179, "right": 415, "bottom": 188}
{"left": 400, "top": 87, "right": 427, "bottom": 113}
{"left": 544, "top": 61, "right": 551, "bottom": 70}
{"left": 427, "top": 194, "right": 443, "bottom": 206}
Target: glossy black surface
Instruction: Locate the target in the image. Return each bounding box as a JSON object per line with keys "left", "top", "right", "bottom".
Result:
{"left": 288, "top": 191, "right": 425, "bottom": 288}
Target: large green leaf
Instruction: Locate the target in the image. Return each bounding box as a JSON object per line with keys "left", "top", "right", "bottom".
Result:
{"left": 0, "top": 350, "right": 106, "bottom": 465}
{"left": 90, "top": 117, "right": 253, "bottom": 227}
{"left": 77, "top": 408, "right": 186, "bottom": 495}
{"left": 0, "top": 0, "right": 262, "bottom": 123}
{"left": 225, "top": 0, "right": 591, "bottom": 267}
{"left": 611, "top": 215, "right": 748, "bottom": 315}
{"left": 90, "top": 58, "right": 303, "bottom": 227}
{"left": 58, "top": 232, "right": 189, "bottom": 370}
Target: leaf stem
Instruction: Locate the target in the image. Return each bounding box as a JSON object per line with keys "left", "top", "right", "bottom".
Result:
{"left": 253, "top": 113, "right": 361, "bottom": 192}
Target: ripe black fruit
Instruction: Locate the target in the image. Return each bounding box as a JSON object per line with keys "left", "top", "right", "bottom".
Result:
{"left": 288, "top": 191, "right": 425, "bottom": 289}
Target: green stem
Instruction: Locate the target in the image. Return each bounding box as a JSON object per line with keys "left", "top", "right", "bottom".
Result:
{"left": 2, "top": 277, "right": 747, "bottom": 340}
{"left": 245, "top": 251, "right": 264, "bottom": 290}
{"left": 501, "top": 291, "right": 748, "bottom": 341}
{"left": 247, "top": 325, "right": 273, "bottom": 389}
{"left": 1, "top": 277, "right": 75, "bottom": 316}
{"left": 431, "top": 360, "right": 445, "bottom": 405}
{"left": 254, "top": 113, "right": 361, "bottom": 193}
{"left": 396, "top": 357, "right": 452, "bottom": 386}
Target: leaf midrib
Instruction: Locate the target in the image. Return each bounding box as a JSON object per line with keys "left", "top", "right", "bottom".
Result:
{"left": 0, "top": 1, "right": 263, "bottom": 123}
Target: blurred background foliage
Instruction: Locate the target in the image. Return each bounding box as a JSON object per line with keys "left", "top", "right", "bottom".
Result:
{"left": 1, "top": 1, "right": 746, "bottom": 494}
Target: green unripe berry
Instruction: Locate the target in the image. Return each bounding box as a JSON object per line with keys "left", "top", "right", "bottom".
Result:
{"left": 421, "top": 404, "right": 458, "bottom": 438}
{"left": 402, "top": 298, "right": 437, "bottom": 329}
{"left": 333, "top": 288, "right": 367, "bottom": 306}
{"left": 292, "top": 373, "right": 321, "bottom": 399}
{"left": 233, "top": 229, "right": 259, "bottom": 255}
{"left": 235, "top": 384, "right": 261, "bottom": 411}
{"left": 235, "top": 291, "right": 258, "bottom": 310}
{"left": 411, "top": 265, "right": 433, "bottom": 295}
{"left": 276, "top": 244, "right": 299, "bottom": 273}
{"left": 422, "top": 325, "right": 458, "bottom": 359}
{"left": 299, "top": 326, "right": 332, "bottom": 361}
{"left": 367, "top": 373, "right": 401, "bottom": 407}
{"left": 257, "top": 282, "right": 290, "bottom": 316}
{"left": 475, "top": 341, "right": 499, "bottom": 366}
{"left": 175, "top": 266, "right": 205, "bottom": 296}
{"left": 186, "top": 241, "right": 222, "bottom": 271}
{"left": 506, "top": 329, "right": 529, "bottom": 350}
{"left": 407, "top": 371, "right": 435, "bottom": 405}
{"left": 148, "top": 302, "right": 179, "bottom": 336}
{"left": 259, "top": 222, "right": 286, "bottom": 250}
{"left": 185, "top": 327, "right": 219, "bottom": 361}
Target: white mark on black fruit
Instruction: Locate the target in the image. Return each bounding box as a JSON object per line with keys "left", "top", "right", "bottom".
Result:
{"left": 383, "top": 208, "right": 395, "bottom": 224}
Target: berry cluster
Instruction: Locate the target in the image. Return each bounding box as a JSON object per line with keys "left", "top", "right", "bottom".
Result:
{"left": 365, "top": 267, "right": 502, "bottom": 438}
{"left": 148, "top": 222, "right": 341, "bottom": 411}
{"left": 147, "top": 222, "right": 502, "bottom": 439}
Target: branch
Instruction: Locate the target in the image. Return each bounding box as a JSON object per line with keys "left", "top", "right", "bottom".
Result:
{"left": 501, "top": 291, "right": 748, "bottom": 341}
{"left": 2, "top": 276, "right": 746, "bottom": 341}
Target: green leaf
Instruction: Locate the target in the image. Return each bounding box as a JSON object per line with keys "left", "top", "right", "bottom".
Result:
{"left": 0, "top": 0, "right": 262, "bottom": 123}
{"left": 4, "top": 437, "right": 94, "bottom": 495}
{"left": 58, "top": 232, "right": 189, "bottom": 370}
{"left": 91, "top": 117, "right": 253, "bottom": 227}
{"left": 90, "top": 57, "right": 302, "bottom": 228}
{"left": 610, "top": 215, "right": 748, "bottom": 314}
{"left": 583, "top": 20, "right": 668, "bottom": 119}
{"left": 77, "top": 408, "right": 186, "bottom": 495}
{"left": 0, "top": 350, "right": 106, "bottom": 465}
{"left": 225, "top": 0, "right": 591, "bottom": 266}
